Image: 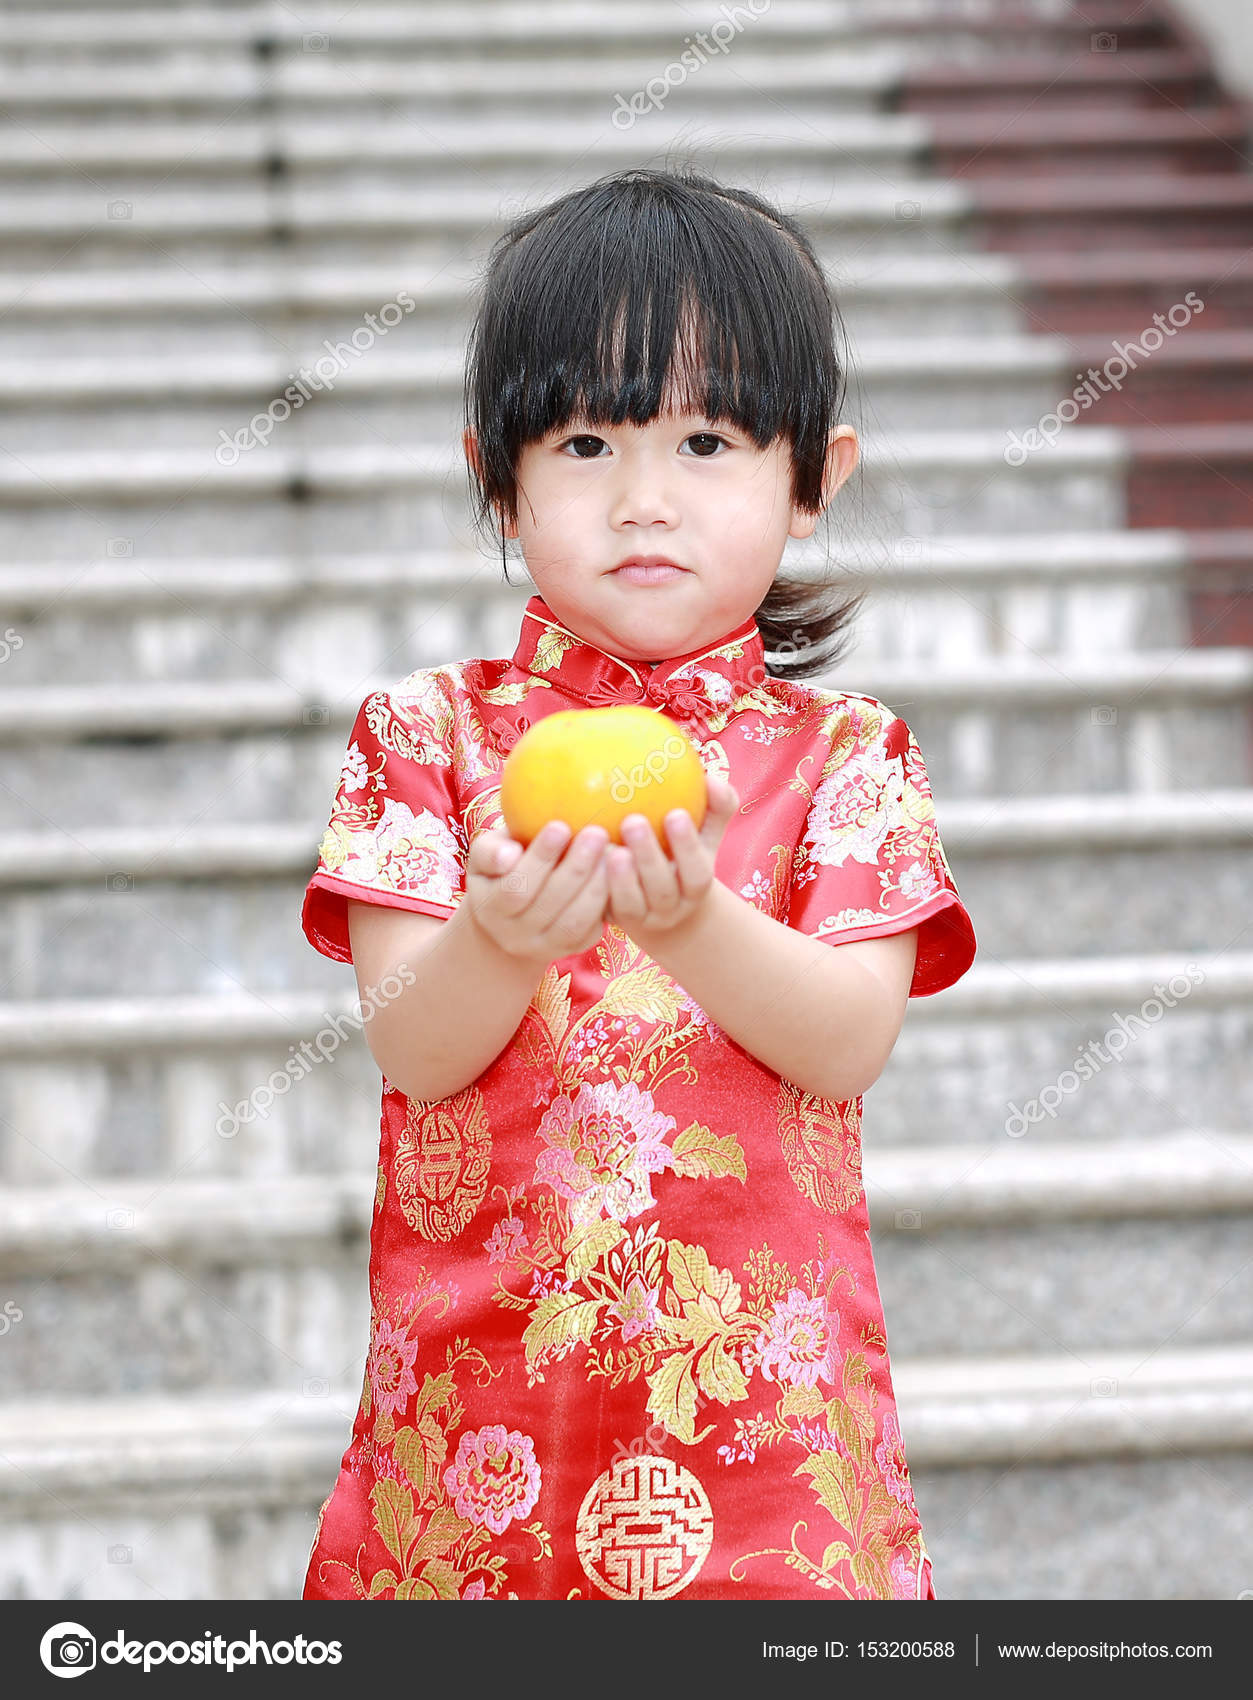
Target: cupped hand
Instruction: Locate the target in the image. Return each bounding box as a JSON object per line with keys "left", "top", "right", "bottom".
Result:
{"left": 464, "top": 818, "right": 611, "bottom": 966}
{"left": 605, "top": 775, "right": 740, "bottom": 942}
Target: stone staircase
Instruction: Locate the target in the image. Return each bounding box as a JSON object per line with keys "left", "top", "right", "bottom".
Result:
{"left": 1, "top": 0, "right": 1251, "bottom": 1601}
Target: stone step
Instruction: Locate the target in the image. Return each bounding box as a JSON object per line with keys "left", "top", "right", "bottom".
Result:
{"left": 0, "top": 0, "right": 1168, "bottom": 57}
{"left": 872, "top": 1209, "right": 1253, "bottom": 1361}
{"left": 6, "top": 172, "right": 1252, "bottom": 270}
{"left": 4, "top": 645, "right": 1248, "bottom": 815}
{"left": 0, "top": 1388, "right": 348, "bottom": 1600}
{"left": 2, "top": 1342, "right": 1250, "bottom": 1599}
{"left": 1124, "top": 423, "right": 1253, "bottom": 529}
{"left": 1, "top": 1134, "right": 1249, "bottom": 1397}
{"left": 2, "top": 951, "right": 1250, "bottom": 1186}
{"left": 0, "top": 1174, "right": 373, "bottom": 1402}
{"left": 901, "top": 47, "right": 1217, "bottom": 113}
{"left": 0, "top": 179, "right": 969, "bottom": 276}
{"left": 0, "top": 253, "right": 1029, "bottom": 352}
{"left": 876, "top": 951, "right": 1253, "bottom": 1148}
{"left": 0, "top": 112, "right": 928, "bottom": 185}
{"left": 0, "top": 532, "right": 1197, "bottom": 689}
{"left": 1, "top": 332, "right": 1203, "bottom": 449}
{"left": 4, "top": 323, "right": 1249, "bottom": 451}
{"left": 8, "top": 101, "right": 1236, "bottom": 192}
{"left": 0, "top": 426, "right": 1132, "bottom": 560}
{"left": 6, "top": 1133, "right": 1247, "bottom": 1274}
{"left": 968, "top": 171, "right": 1253, "bottom": 251}
{"left": 1187, "top": 530, "right": 1253, "bottom": 648}
{"left": 930, "top": 103, "right": 1252, "bottom": 177}
{"left": 0, "top": 639, "right": 1248, "bottom": 824}
{"left": 5, "top": 787, "right": 1252, "bottom": 995}
{"left": 0, "top": 46, "right": 897, "bottom": 118}
{"left": 1011, "top": 247, "right": 1253, "bottom": 335}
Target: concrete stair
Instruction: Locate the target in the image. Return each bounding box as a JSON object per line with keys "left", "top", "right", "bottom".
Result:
{"left": 2, "top": 0, "right": 1251, "bottom": 1603}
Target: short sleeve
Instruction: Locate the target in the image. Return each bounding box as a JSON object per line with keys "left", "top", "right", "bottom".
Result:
{"left": 301, "top": 683, "right": 466, "bottom": 965}
{"left": 786, "top": 702, "right": 976, "bottom": 998}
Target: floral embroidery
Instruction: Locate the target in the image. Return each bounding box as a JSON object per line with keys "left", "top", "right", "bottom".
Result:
{"left": 368, "top": 1316, "right": 421, "bottom": 1419}
{"left": 483, "top": 1216, "right": 528, "bottom": 1264}
{"left": 749, "top": 1289, "right": 843, "bottom": 1389}
{"left": 534, "top": 1080, "right": 678, "bottom": 1227}
{"left": 442, "top": 1425, "right": 542, "bottom": 1534}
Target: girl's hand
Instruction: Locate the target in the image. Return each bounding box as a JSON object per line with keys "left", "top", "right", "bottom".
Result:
{"left": 606, "top": 776, "right": 740, "bottom": 941}
{"left": 465, "top": 819, "right": 611, "bottom": 966}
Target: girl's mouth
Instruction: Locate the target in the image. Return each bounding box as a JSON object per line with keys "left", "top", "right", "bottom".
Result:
{"left": 611, "top": 560, "right": 688, "bottom": 585}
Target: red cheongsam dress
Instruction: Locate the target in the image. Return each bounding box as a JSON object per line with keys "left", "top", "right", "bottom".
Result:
{"left": 299, "top": 591, "right": 977, "bottom": 1601}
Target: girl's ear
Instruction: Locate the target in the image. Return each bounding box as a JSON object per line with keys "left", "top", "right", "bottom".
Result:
{"left": 463, "top": 428, "right": 518, "bottom": 540}
{"left": 788, "top": 426, "right": 859, "bottom": 540}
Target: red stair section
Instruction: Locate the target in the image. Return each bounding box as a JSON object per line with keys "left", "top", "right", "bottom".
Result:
{"left": 897, "top": 0, "right": 1253, "bottom": 650}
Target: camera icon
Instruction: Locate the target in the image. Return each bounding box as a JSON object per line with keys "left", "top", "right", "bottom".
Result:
{"left": 105, "top": 1207, "right": 134, "bottom": 1231}
{"left": 107, "top": 1543, "right": 132, "bottom": 1564}
{"left": 894, "top": 1208, "right": 923, "bottom": 1230}
{"left": 303, "top": 1377, "right": 329, "bottom": 1397}
{"left": 503, "top": 871, "right": 528, "bottom": 894}
{"left": 106, "top": 537, "right": 133, "bottom": 557}
{"left": 895, "top": 200, "right": 921, "bottom": 221}
{"left": 1091, "top": 32, "right": 1117, "bottom": 52}
{"left": 1090, "top": 1376, "right": 1118, "bottom": 1397}
{"left": 1090, "top": 704, "right": 1118, "bottom": 726}
{"left": 302, "top": 32, "right": 330, "bottom": 51}
{"left": 105, "top": 872, "right": 134, "bottom": 893}
{"left": 107, "top": 200, "right": 132, "bottom": 221}
{"left": 302, "top": 703, "right": 330, "bottom": 726}
{"left": 41, "top": 1624, "right": 96, "bottom": 1674}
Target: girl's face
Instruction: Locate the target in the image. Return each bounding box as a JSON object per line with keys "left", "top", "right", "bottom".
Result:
{"left": 465, "top": 407, "right": 858, "bottom": 664}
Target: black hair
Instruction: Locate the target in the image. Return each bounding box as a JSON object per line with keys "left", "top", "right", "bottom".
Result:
{"left": 462, "top": 163, "right": 867, "bottom": 682}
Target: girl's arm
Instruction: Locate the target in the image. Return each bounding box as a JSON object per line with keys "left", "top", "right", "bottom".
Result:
{"left": 345, "top": 816, "right": 613, "bottom": 1103}
{"left": 347, "top": 897, "right": 546, "bottom": 1103}
{"left": 631, "top": 881, "right": 919, "bottom": 1102}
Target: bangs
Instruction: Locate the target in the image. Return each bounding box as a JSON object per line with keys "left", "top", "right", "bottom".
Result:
{"left": 464, "top": 167, "right": 844, "bottom": 524}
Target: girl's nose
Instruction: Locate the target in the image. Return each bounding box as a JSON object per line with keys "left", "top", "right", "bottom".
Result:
{"left": 606, "top": 464, "right": 682, "bottom": 529}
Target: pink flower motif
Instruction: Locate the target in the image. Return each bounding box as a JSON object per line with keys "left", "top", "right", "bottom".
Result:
{"left": 460, "top": 1579, "right": 487, "bottom": 1600}
{"left": 533, "top": 1080, "right": 676, "bottom": 1226}
{"left": 367, "top": 1316, "right": 420, "bottom": 1419}
{"left": 482, "top": 1216, "right": 528, "bottom": 1265}
{"left": 874, "top": 1413, "right": 918, "bottom": 1513}
{"left": 897, "top": 858, "right": 940, "bottom": 903}
{"left": 889, "top": 1549, "right": 917, "bottom": 1598}
{"left": 339, "top": 741, "right": 375, "bottom": 795}
{"left": 791, "top": 1420, "right": 850, "bottom": 1458}
{"left": 442, "top": 1425, "right": 541, "bottom": 1535}
{"left": 608, "top": 1274, "right": 662, "bottom": 1343}
{"left": 802, "top": 743, "right": 905, "bottom": 871}
{"left": 738, "top": 870, "right": 772, "bottom": 905}
{"left": 751, "top": 1289, "right": 842, "bottom": 1389}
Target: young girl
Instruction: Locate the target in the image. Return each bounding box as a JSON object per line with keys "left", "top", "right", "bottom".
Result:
{"left": 300, "top": 166, "right": 977, "bottom": 1602}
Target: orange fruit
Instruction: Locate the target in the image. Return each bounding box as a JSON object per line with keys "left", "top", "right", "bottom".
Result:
{"left": 500, "top": 705, "right": 708, "bottom": 849}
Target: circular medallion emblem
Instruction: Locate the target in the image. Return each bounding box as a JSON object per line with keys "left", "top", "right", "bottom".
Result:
{"left": 777, "top": 1081, "right": 864, "bottom": 1213}
{"left": 576, "top": 1455, "right": 714, "bottom": 1600}
{"left": 393, "top": 1086, "right": 491, "bottom": 1241}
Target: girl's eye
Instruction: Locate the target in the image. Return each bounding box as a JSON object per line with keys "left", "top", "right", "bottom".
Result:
{"left": 561, "top": 435, "right": 608, "bottom": 458}
{"left": 683, "top": 433, "right": 726, "bottom": 457}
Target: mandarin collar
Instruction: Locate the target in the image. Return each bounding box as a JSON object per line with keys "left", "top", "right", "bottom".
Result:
{"left": 509, "top": 592, "right": 766, "bottom": 726}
